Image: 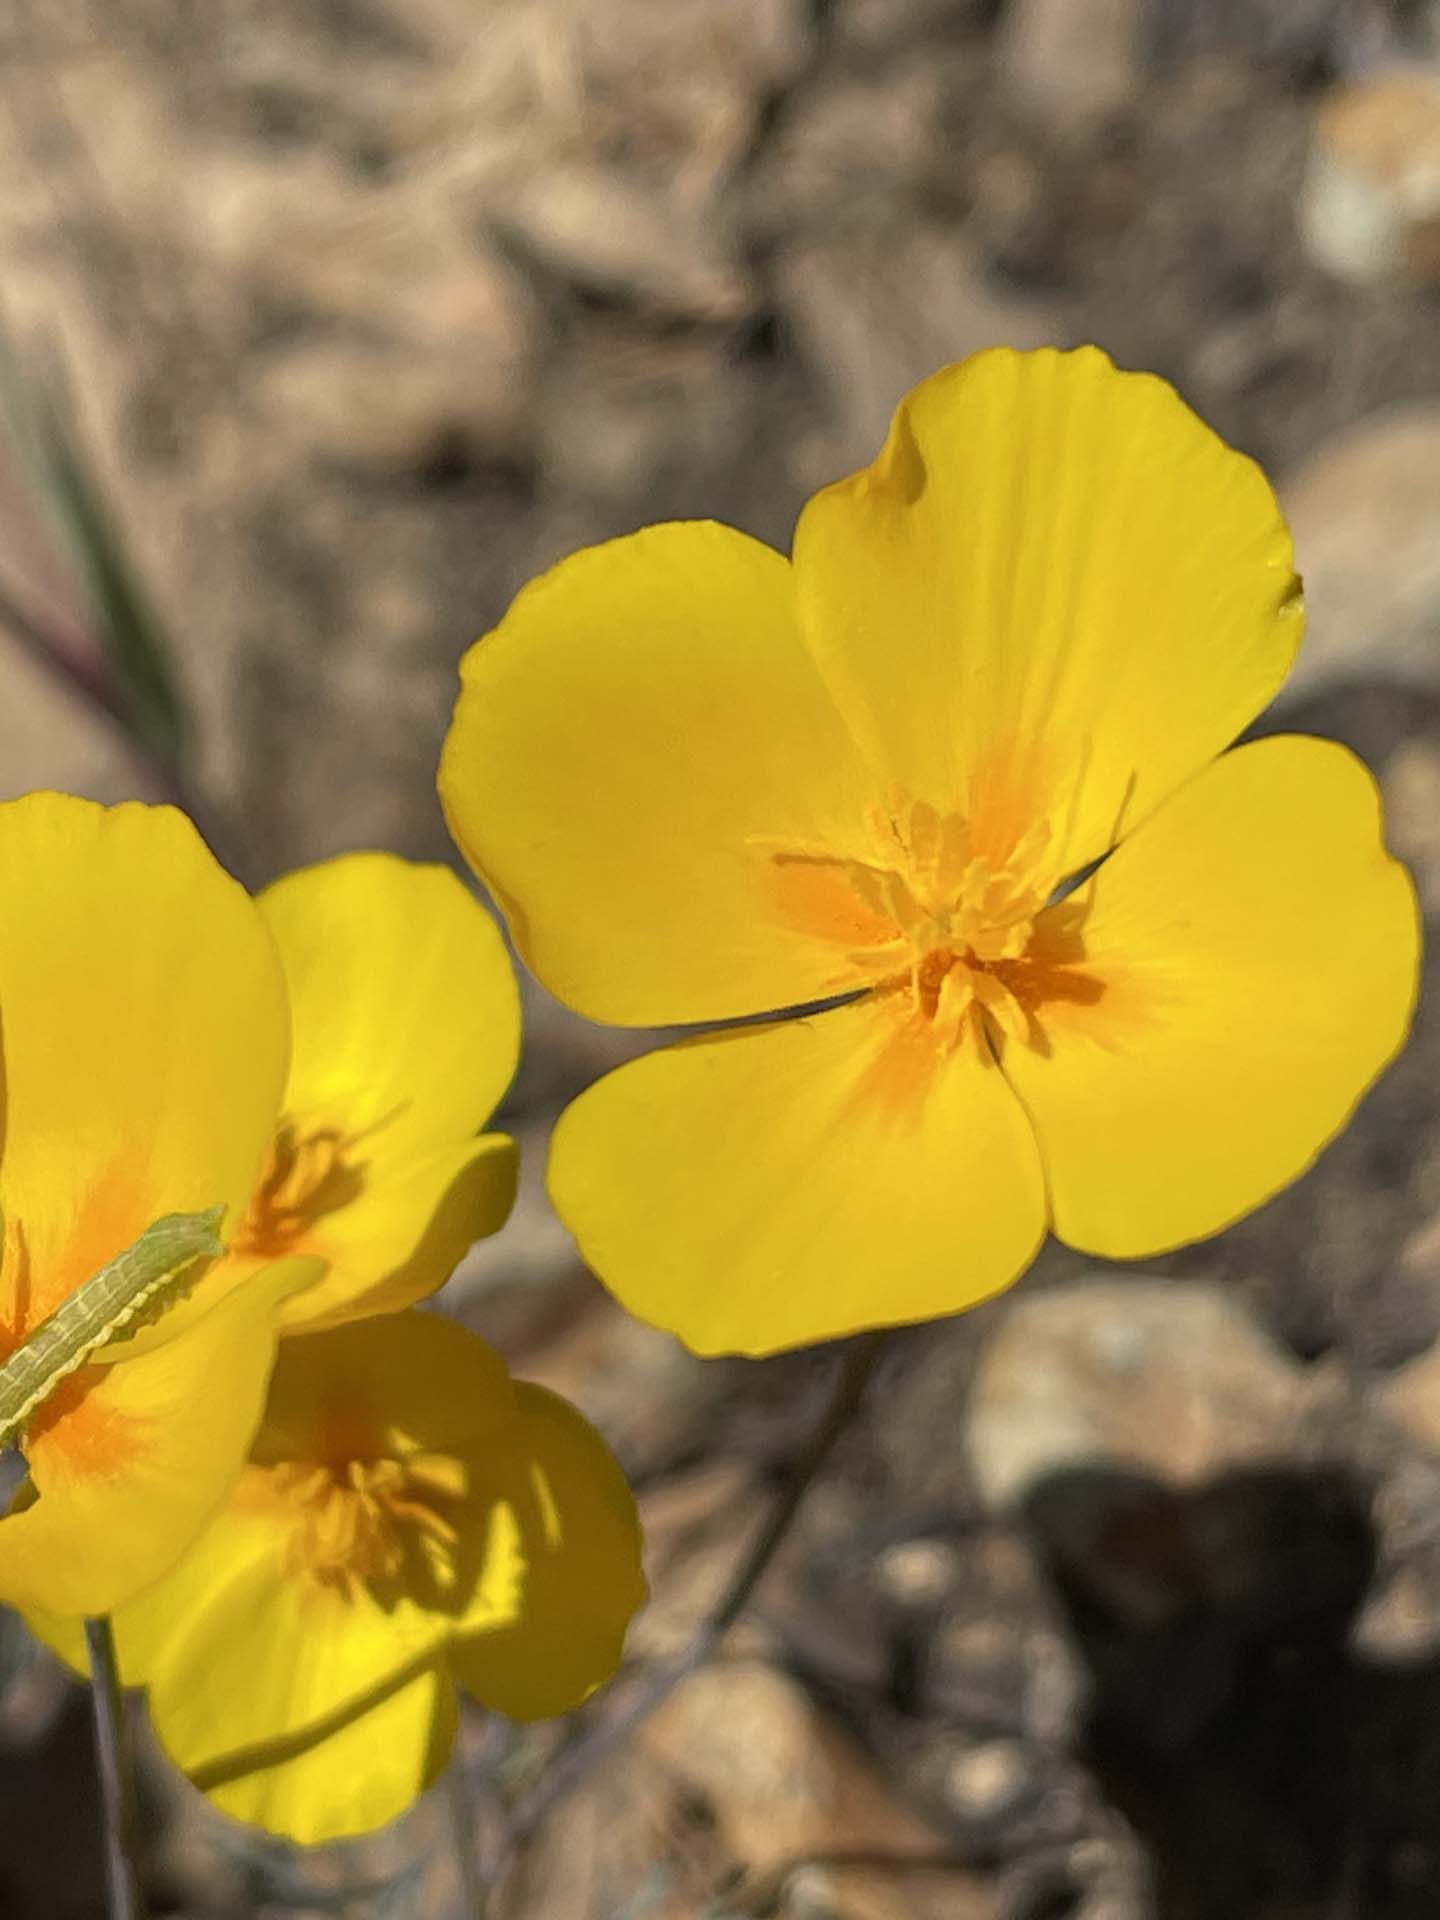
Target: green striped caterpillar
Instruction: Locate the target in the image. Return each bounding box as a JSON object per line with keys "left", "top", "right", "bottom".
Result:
{"left": 0, "top": 1205, "right": 225, "bottom": 1449}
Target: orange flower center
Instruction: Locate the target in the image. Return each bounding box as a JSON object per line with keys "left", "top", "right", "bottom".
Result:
{"left": 237, "top": 1122, "right": 362, "bottom": 1258}
{"left": 268, "top": 1449, "right": 469, "bottom": 1602}
{"left": 763, "top": 792, "right": 1098, "bottom": 1053}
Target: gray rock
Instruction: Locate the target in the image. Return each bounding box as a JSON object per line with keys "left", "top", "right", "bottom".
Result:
{"left": 966, "top": 1279, "right": 1336, "bottom": 1513}
{"left": 1277, "top": 403, "right": 1440, "bottom": 706}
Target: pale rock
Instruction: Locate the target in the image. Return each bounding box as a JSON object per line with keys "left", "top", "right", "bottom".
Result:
{"left": 1300, "top": 67, "right": 1440, "bottom": 287}
{"left": 1351, "top": 1564, "right": 1440, "bottom": 1660}
{"left": 1376, "top": 1338, "right": 1440, "bottom": 1452}
{"left": 944, "top": 1739, "right": 1038, "bottom": 1824}
{"left": 1277, "top": 404, "right": 1440, "bottom": 706}
{"left": 997, "top": 0, "right": 1147, "bottom": 130}
{"left": 643, "top": 1660, "right": 997, "bottom": 1918}
{"left": 967, "top": 1280, "right": 1332, "bottom": 1512}
{"left": 1399, "top": 1213, "right": 1440, "bottom": 1293}
{"left": 874, "top": 1537, "right": 961, "bottom": 1607}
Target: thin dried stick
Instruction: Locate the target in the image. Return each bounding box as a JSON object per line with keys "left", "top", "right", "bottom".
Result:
{"left": 486, "top": 1332, "right": 888, "bottom": 1908}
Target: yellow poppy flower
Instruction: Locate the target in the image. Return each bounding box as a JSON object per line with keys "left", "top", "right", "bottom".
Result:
{"left": 32, "top": 1311, "right": 646, "bottom": 1845}
{"left": 0, "top": 792, "right": 308, "bottom": 1617}
{"left": 438, "top": 346, "right": 1420, "bottom": 1356}
{"left": 221, "top": 853, "right": 521, "bottom": 1334}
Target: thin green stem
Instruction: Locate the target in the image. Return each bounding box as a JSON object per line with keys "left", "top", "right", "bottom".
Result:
{"left": 85, "top": 1615, "right": 143, "bottom": 1920}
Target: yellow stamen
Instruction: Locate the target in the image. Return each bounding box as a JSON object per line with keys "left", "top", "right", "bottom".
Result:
{"left": 270, "top": 1446, "right": 470, "bottom": 1602}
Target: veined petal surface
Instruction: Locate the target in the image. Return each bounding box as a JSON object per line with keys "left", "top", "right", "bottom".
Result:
{"left": 439, "top": 523, "right": 875, "bottom": 1025}
{"left": 793, "top": 348, "right": 1302, "bottom": 881}
{"left": 999, "top": 736, "right": 1419, "bottom": 1257}
{"left": 548, "top": 997, "right": 1047, "bottom": 1355}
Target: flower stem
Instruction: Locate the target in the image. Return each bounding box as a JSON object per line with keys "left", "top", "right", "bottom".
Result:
{"left": 492, "top": 1331, "right": 887, "bottom": 1900}
{"left": 85, "top": 1615, "right": 143, "bottom": 1920}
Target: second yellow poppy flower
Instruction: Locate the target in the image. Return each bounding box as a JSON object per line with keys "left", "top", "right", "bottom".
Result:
{"left": 439, "top": 346, "right": 1420, "bottom": 1356}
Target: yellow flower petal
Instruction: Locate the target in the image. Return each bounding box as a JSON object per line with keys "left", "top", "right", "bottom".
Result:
{"left": 238, "top": 854, "right": 520, "bottom": 1330}
{"left": 448, "top": 1382, "right": 646, "bottom": 1721}
{"left": 793, "top": 347, "right": 1302, "bottom": 883}
{"left": 0, "top": 1257, "right": 315, "bottom": 1617}
{"left": 998, "top": 736, "right": 1419, "bottom": 1257}
{"left": 438, "top": 523, "right": 874, "bottom": 1025}
{"left": 259, "top": 853, "right": 519, "bottom": 1157}
{"left": 191, "top": 1660, "right": 456, "bottom": 1847}
{"left": 271, "top": 1136, "right": 517, "bottom": 1334}
{"left": 256, "top": 1307, "right": 515, "bottom": 1462}
{"left": 29, "top": 1593, "right": 457, "bottom": 1848}
{"left": 0, "top": 794, "right": 289, "bottom": 1346}
{"left": 548, "top": 997, "right": 1047, "bottom": 1355}
{"left": 58, "top": 1312, "right": 639, "bottom": 1837}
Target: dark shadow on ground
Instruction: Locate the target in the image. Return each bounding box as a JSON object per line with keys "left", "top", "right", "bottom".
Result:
{"left": 1023, "top": 1463, "right": 1440, "bottom": 1919}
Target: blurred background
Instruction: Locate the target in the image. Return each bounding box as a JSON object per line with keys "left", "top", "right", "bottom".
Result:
{"left": 2, "top": 0, "right": 1440, "bottom": 1915}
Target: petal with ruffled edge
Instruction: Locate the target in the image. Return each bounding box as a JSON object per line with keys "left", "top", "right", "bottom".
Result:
{"left": 439, "top": 523, "right": 875, "bottom": 1026}
{"left": 238, "top": 854, "right": 520, "bottom": 1331}
{"left": 998, "top": 736, "right": 1419, "bottom": 1258}
{"left": 793, "top": 347, "right": 1302, "bottom": 885}
{"left": 548, "top": 997, "right": 1047, "bottom": 1355}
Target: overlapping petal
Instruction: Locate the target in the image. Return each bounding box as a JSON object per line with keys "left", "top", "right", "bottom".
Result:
{"left": 0, "top": 794, "right": 290, "bottom": 1346}
{"left": 438, "top": 523, "right": 874, "bottom": 1025}
{"left": 3, "top": 1257, "right": 315, "bottom": 1617}
{"left": 793, "top": 346, "right": 1301, "bottom": 884}
{"left": 448, "top": 1382, "right": 648, "bottom": 1720}
{"left": 0, "top": 794, "right": 298, "bottom": 1614}
{"left": 548, "top": 998, "right": 1047, "bottom": 1355}
{"left": 998, "top": 736, "right": 1419, "bottom": 1257}
{"left": 191, "top": 1662, "right": 457, "bottom": 1847}
{"left": 32, "top": 1314, "right": 645, "bottom": 1841}
{"left": 241, "top": 854, "right": 520, "bottom": 1331}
